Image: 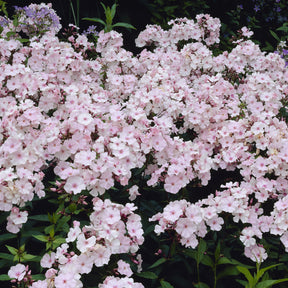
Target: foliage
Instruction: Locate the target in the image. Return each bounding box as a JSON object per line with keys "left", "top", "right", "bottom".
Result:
{"left": 82, "top": 2, "right": 136, "bottom": 33}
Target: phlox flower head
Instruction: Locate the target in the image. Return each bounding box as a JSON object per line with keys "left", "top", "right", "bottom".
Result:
{"left": 14, "top": 3, "right": 61, "bottom": 37}
{"left": 99, "top": 276, "right": 145, "bottom": 288}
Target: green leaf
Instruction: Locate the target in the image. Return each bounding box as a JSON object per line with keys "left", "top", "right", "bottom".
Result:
{"left": 13, "top": 17, "right": 18, "bottom": 27}
{"left": 29, "top": 215, "right": 49, "bottom": 222}
{"left": 17, "top": 38, "right": 29, "bottom": 43}
{"left": 33, "top": 234, "right": 49, "bottom": 242}
{"left": 55, "top": 215, "right": 70, "bottom": 232}
{"left": 160, "top": 279, "right": 174, "bottom": 288}
{"left": 217, "top": 257, "right": 235, "bottom": 265}
{"left": 100, "top": 2, "right": 107, "bottom": 14}
{"left": 82, "top": 17, "right": 106, "bottom": 26}
{"left": 0, "top": 274, "right": 11, "bottom": 281}
{"left": 0, "top": 252, "right": 14, "bottom": 261}
{"left": 200, "top": 255, "right": 214, "bottom": 268}
{"left": 6, "top": 31, "right": 16, "bottom": 38}
{"left": 197, "top": 238, "right": 207, "bottom": 265}
{"left": 257, "top": 263, "right": 282, "bottom": 281}
{"left": 215, "top": 241, "right": 221, "bottom": 262}
{"left": 68, "top": 203, "right": 77, "bottom": 213}
{"left": 52, "top": 237, "right": 66, "bottom": 250}
{"left": 0, "top": 233, "right": 17, "bottom": 242}
{"left": 148, "top": 258, "right": 167, "bottom": 269}
{"left": 237, "top": 266, "right": 254, "bottom": 286}
{"left": 5, "top": 245, "right": 18, "bottom": 256}
{"left": 269, "top": 30, "right": 280, "bottom": 41}
{"left": 110, "top": 3, "right": 117, "bottom": 21}
{"left": 135, "top": 271, "right": 158, "bottom": 279}
{"left": 183, "top": 249, "right": 197, "bottom": 259}
{"left": 22, "top": 254, "right": 39, "bottom": 261}
{"left": 32, "top": 274, "right": 45, "bottom": 281}
{"left": 256, "top": 278, "right": 288, "bottom": 288}
{"left": 112, "top": 22, "right": 136, "bottom": 30}
{"left": 44, "top": 225, "right": 54, "bottom": 236}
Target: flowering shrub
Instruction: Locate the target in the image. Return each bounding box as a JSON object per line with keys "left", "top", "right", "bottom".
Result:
{"left": 2, "top": 3, "right": 288, "bottom": 288}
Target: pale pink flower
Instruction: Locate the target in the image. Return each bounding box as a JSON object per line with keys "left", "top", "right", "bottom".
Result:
{"left": 175, "top": 218, "right": 196, "bottom": 238}
{"left": 64, "top": 176, "right": 86, "bottom": 194}
{"left": 163, "top": 202, "right": 183, "bottom": 222}
{"left": 117, "top": 260, "right": 133, "bottom": 277}
{"left": 76, "top": 233, "right": 96, "bottom": 253}
{"left": 40, "top": 252, "right": 56, "bottom": 268}
{"left": 240, "top": 227, "right": 257, "bottom": 247}
{"left": 244, "top": 244, "right": 267, "bottom": 263}
{"left": 8, "top": 263, "right": 26, "bottom": 281}
{"left": 128, "top": 185, "right": 140, "bottom": 201}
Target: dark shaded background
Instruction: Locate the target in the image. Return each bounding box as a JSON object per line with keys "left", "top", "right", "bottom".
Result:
{"left": 6, "top": 0, "right": 287, "bottom": 53}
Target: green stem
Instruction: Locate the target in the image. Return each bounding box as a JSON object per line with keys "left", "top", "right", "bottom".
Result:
{"left": 213, "top": 266, "right": 217, "bottom": 288}
{"left": 197, "top": 260, "right": 200, "bottom": 284}
{"left": 76, "top": 0, "right": 80, "bottom": 27}
{"left": 69, "top": 0, "right": 77, "bottom": 27}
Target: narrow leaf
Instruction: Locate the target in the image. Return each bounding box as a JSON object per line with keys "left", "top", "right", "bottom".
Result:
{"left": 0, "top": 274, "right": 11, "bottom": 281}
{"left": 82, "top": 17, "right": 106, "bottom": 26}
{"left": 148, "top": 258, "right": 167, "bottom": 269}
{"left": 32, "top": 274, "right": 46, "bottom": 281}
{"left": 55, "top": 215, "right": 70, "bottom": 232}
{"left": 218, "top": 257, "right": 234, "bottom": 265}
{"left": 215, "top": 241, "right": 221, "bottom": 262}
{"left": 22, "top": 254, "right": 39, "bottom": 261}
{"left": 110, "top": 3, "right": 117, "bottom": 20}
{"left": 0, "top": 252, "right": 14, "bottom": 260}
{"left": 257, "top": 263, "right": 282, "bottom": 281}
{"left": 200, "top": 255, "right": 214, "bottom": 268}
{"left": 135, "top": 271, "right": 158, "bottom": 279}
{"left": 52, "top": 237, "right": 66, "bottom": 250}
{"left": 197, "top": 238, "right": 207, "bottom": 265}
{"left": 100, "top": 2, "right": 107, "bottom": 13}
{"left": 29, "top": 215, "right": 49, "bottom": 222}
{"left": 112, "top": 22, "right": 136, "bottom": 30}
{"left": 5, "top": 245, "right": 18, "bottom": 255}
{"left": 160, "top": 279, "right": 174, "bottom": 288}
{"left": 269, "top": 30, "right": 280, "bottom": 41}
{"left": 0, "top": 233, "right": 17, "bottom": 242}
{"left": 237, "top": 266, "right": 254, "bottom": 285}
{"left": 33, "top": 234, "right": 49, "bottom": 242}
{"left": 256, "top": 278, "right": 288, "bottom": 288}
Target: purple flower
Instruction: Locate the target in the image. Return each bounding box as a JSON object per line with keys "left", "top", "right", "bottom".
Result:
{"left": 14, "top": 3, "right": 61, "bottom": 37}
{"left": 254, "top": 5, "right": 260, "bottom": 12}
{"left": 0, "top": 16, "right": 9, "bottom": 28}
{"left": 83, "top": 25, "right": 99, "bottom": 36}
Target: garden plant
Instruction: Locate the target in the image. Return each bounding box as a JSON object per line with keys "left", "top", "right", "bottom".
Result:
{"left": 1, "top": 1, "right": 288, "bottom": 288}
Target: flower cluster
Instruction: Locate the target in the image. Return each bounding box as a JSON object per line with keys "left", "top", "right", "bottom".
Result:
{"left": 3, "top": 3, "right": 288, "bottom": 287}
{"left": 30, "top": 198, "right": 143, "bottom": 287}
{"left": 0, "top": 3, "right": 61, "bottom": 38}
{"left": 150, "top": 199, "right": 224, "bottom": 249}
